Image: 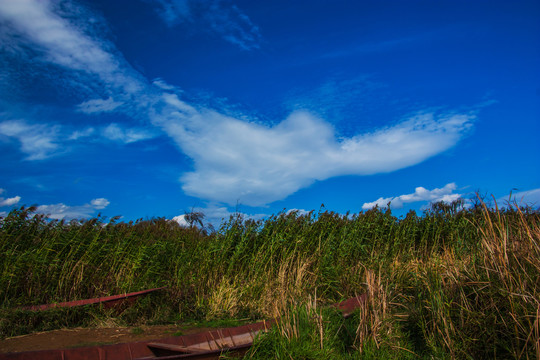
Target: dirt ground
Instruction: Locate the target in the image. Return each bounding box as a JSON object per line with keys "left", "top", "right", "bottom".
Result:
{"left": 0, "top": 324, "right": 211, "bottom": 354}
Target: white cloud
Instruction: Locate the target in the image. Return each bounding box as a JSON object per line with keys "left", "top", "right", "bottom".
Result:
{"left": 0, "top": 187, "right": 109, "bottom": 219}
{"left": 102, "top": 123, "right": 157, "bottom": 144}
{"left": 172, "top": 214, "right": 192, "bottom": 227}
{"left": 0, "top": 195, "right": 21, "bottom": 207}
{"left": 362, "top": 183, "right": 462, "bottom": 210}
{"left": 152, "top": 98, "right": 473, "bottom": 206}
{"left": 0, "top": 119, "right": 60, "bottom": 160}
{"left": 90, "top": 198, "right": 110, "bottom": 209}
{"left": 147, "top": 0, "right": 262, "bottom": 50}
{"left": 340, "top": 113, "right": 473, "bottom": 174}
{"left": 77, "top": 97, "right": 123, "bottom": 114}
{"left": 36, "top": 197, "right": 110, "bottom": 220}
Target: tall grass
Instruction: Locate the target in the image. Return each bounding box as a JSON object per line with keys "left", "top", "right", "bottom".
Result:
{"left": 1, "top": 198, "right": 538, "bottom": 358}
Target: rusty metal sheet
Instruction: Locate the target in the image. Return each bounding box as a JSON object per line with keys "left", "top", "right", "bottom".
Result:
{"left": 333, "top": 294, "right": 367, "bottom": 318}
{"left": 0, "top": 349, "right": 64, "bottom": 360}
{"left": 23, "top": 287, "right": 167, "bottom": 312}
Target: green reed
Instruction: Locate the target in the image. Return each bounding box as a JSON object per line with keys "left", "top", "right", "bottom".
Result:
{"left": 1, "top": 199, "right": 538, "bottom": 358}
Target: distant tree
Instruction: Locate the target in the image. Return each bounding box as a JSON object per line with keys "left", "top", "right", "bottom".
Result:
{"left": 184, "top": 210, "right": 205, "bottom": 228}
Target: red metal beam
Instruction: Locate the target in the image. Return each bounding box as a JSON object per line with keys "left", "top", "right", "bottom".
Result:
{"left": 22, "top": 287, "right": 167, "bottom": 311}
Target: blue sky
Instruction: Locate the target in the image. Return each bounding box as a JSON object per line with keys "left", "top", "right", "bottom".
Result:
{"left": 1, "top": 0, "right": 539, "bottom": 226}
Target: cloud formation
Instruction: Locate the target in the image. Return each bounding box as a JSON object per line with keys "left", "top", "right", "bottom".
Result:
{"left": 0, "top": 186, "right": 108, "bottom": 220}
{"left": 172, "top": 214, "right": 190, "bottom": 227}
{"left": 77, "top": 97, "right": 123, "bottom": 114}
{"left": 147, "top": 0, "right": 190, "bottom": 25}
{"left": 69, "top": 127, "right": 95, "bottom": 140}
{"left": 0, "top": 118, "right": 155, "bottom": 159}
{"left": 90, "top": 198, "right": 110, "bottom": 209}
{"left": 36, "top": 197, "right": 110, "bottom": 220}
{"left": 0, "top": 187, "right": 21, "bottom": 207}
{"left": 0, "top": 1, "right": 476, "bottom": 207}
{"left": 0, "top": 196, "right": 21, "bottom": 207}
{"left": 0, "top": 0, "right": 147, "bottom": 99}
{"left": 102, "top": 123, "right": 157, "bottom": 144}
{"left": 153, "top": 99, "right": 473, "bottom": 205}
{"left": 362, "top": 183, "right": 462, "bottom": 210}
{"left": 147, "top": 0, "right": 262, "bottom": 50}
{"left": 0, "top": 119, "right": 60, "bottom": 160}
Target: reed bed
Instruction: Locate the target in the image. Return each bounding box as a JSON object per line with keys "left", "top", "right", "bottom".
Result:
{"left": 1, "top": 198, "right": 538, "bottom": 359}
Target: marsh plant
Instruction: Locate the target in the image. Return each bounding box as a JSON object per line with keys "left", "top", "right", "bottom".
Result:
{"left": 1, "top": 197, "right": 538, "bottom": 358}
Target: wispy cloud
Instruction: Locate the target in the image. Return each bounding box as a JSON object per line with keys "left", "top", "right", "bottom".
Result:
{"left": 68, "top": 127, "right": 95, "bottom": 140}
{"left": 321, "top": 30, "right": 446, "bottom": 60}
{"left": 362, "top": 183, "right": 462, "bottom": 210}
{"left": 146, "top": 0, "right": 262, "bottom": 50}
{"left": 0, "top": 0, "right": 147, "bottom": 99}
{"left": 153, "top": 78, "right": 179, "bottom": 91}
{"left": 36, "top": 197, "right": 110, "bottom": 220}
{"left": 285, "top": 75, "right": 387, "bottom": 125}
{"left": 0, "top": 119, "right": 60, "bottom": 160}
{"left": 147, "top": 0, "right": 191, "bottom": 25}
{"left": 0, "top": 118, "right": 156, "bottom": 159}
{"left": 77, "top": 97, "right": 123, "bottom": 114}
{"left": 102, "top": 123, "right": 158, "bottom": 144}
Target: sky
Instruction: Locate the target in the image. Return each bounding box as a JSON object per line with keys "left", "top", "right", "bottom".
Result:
{"left": 0, "top": 0, "right": 539, "bottom": 226}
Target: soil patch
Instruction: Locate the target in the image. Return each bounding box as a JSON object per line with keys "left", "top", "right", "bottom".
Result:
{"left": 0, "top": 324, "right": 211, "bottom": 354}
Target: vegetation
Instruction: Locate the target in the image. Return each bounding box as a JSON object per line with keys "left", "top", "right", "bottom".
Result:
{"left": 0, "top": 197, "right": 539, "bottom": 359}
